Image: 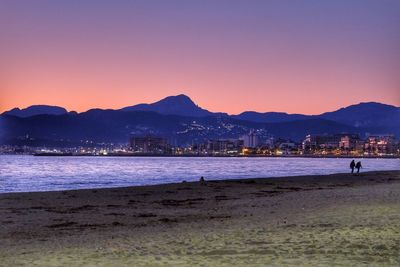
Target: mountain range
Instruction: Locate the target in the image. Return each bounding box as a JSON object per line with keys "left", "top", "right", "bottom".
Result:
{"left": 1, "top": 94, "right": 399, "bottom": 146}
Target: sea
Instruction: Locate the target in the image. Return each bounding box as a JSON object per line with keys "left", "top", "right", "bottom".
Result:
{"left": 0, "top": 155, "right": 398, "bottom": 193}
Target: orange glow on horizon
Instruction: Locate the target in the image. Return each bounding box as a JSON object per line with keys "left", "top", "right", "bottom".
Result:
{"left": 1, "top": 1, "right": 399, "bottom": 115}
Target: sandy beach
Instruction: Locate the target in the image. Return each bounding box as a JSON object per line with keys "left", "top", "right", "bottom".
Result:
{"left": 1, "top": 170, "right": 400, "bottom": 266}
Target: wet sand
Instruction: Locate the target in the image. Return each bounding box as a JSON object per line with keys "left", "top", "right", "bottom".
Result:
{"left": 1, "top": 170, "right": 400, "bottom": 266}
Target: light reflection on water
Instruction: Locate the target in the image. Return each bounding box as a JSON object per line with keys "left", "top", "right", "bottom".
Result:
{"left": 0, "top": 155, "right": 398, "bottom": 193}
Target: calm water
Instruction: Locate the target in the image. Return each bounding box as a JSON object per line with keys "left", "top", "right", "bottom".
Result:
{"left": 0, "top": 155, "right": 399, "bottom": 193}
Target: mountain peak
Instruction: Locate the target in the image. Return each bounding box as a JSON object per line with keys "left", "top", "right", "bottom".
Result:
{"left": 168, "top": 94, "right": 191, "bottom": 99}
{"left": 121, "top": 94, "right": 213, "bottom": 117}
{"left": 156, "top": 94, "right": 196, "bottom": 105}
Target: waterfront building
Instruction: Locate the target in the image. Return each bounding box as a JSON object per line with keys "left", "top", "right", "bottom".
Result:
{"left": 364, "top": 134, "right": 397, "bottom": 155}
{"left": 302, "top": 134, "right": 356, "bottom": 154}
{"left": 129, "top": 135, "right": 170, "bottom": 154}
{"left": 277, "top": 142, "right": 298, "bottom": 155}
{"left": 339, "top": 134, "right": 360, "bottom": 150}
{"left": 241, "top": 130, "right": 259, "bottom": 148}
{"left": 206, "top": 139, "right": 244, "bottom": 155}
{"left": 338, "top": 134, "right": 363, "bottom": 155}
{"left": 265, "top": 137, "right": 275, "bottom": 149}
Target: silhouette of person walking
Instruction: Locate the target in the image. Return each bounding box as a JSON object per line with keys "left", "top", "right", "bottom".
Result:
{"left": 355, "top": 161, "right": 362, "bottom": 174}
{"left": 350, "top": 160, "right": 355, "bottom": 174}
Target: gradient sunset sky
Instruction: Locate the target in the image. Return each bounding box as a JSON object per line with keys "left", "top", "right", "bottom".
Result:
{"left": 1, "top": 0, "right": 399, "bottom": 115}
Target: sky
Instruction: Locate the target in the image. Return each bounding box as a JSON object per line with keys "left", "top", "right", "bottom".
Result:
{"left": 0, "top": 0, "right": 399, "bottom": 115}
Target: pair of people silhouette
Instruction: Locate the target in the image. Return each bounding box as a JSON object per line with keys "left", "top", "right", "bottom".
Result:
{"left": 350, "top": 160, "right": 362, "bottom": 174}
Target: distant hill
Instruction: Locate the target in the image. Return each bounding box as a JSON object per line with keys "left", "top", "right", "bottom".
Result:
{"left": 232, "top": 111, "right": 310, "bottom": 123}
{"left": 2, "top": 105, "right": 68, "bottom": 118}
{"left": 0, "top": 110, "right": 358, "bottom": 145}
{"left": 319, "top": 102, "right": 400, "bottom": 128}
{"left": 120, "top": 94, "right": 226, "bottom": 117}
{"left": 1, "top": 96, "right": 398, "bottom": 146}
{"left": 232, "top": 102, "right": 400, "bottom": 136}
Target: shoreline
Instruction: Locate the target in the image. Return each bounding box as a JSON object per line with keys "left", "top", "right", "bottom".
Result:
{"left": 2, "top": 153, "right": 400, "bottom": 158}
{"left": 1, "top": 170, "right": 400, "bottom": 266}
{"left": 33, "top": 153, "right": 400, "bottom": 158}
{"left": 2, "top": 169, "right": 400, "bottom": 195}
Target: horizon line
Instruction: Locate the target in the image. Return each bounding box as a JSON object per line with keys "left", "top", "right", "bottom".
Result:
{"left": 2, "top": 96, "right": 398, "bottom": 117}
{"left": 2, "top": 94, "right": 399, "bottom": 116}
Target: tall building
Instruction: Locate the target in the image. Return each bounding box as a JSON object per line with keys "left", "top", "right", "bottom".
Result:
{"left": 241, "top": 130, "right": 259, "bottom": 148}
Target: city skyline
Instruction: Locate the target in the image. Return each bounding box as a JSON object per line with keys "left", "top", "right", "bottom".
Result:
{"left": 1, "top": 0, "right": 399, "bottom": 114}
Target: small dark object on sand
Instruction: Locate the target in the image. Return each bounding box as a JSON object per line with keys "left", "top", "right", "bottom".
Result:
{"left": 200, "top": 176, "right": 206, "bottom": 185}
